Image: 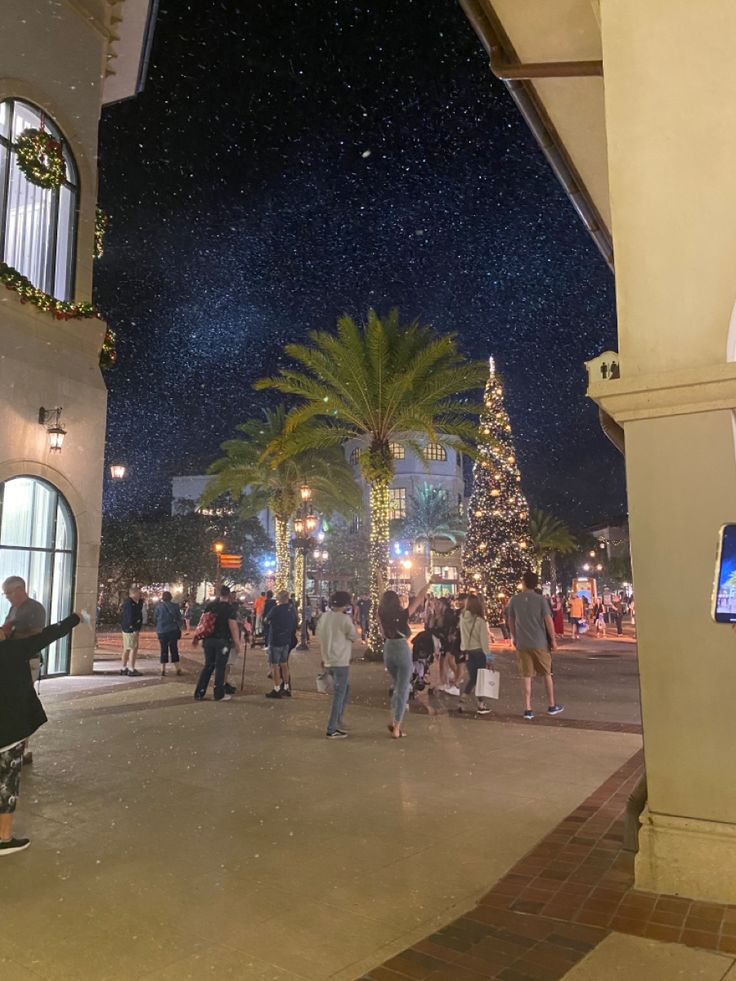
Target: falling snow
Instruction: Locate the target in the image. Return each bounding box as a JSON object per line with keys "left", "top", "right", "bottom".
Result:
{"left": 95, "top": 0, "right": 623, "bottom": 526}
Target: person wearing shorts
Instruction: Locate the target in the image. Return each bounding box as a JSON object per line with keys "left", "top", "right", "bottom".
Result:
{"left": 120, "top": 587, "right": 143, "bottom": 676}
{"left": 263, "top": 590, "right": 297, "bottom": 699}
{"left": 507, "top": 571, "right": 564, "bottom": 720}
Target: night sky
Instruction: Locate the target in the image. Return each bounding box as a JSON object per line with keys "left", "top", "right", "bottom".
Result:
{"left": 96, "top": 0, "right": 624, "bottom": 528}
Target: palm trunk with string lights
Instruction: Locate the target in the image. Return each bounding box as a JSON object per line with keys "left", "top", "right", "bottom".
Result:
{"left": 274, "top": 516, "right": 290, "bottom": 593}
{"left": 367, "top": 479, "right": 390, "bottom": 658}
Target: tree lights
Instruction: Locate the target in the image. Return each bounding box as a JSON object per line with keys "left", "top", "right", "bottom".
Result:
{"left": 462, "top": 357, "right": 532, "bottom": 620}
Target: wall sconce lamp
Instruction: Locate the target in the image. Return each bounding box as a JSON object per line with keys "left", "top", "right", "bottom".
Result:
{"left": 110, "top": 464, "right": 127, "bottom": 480}
{"left": 39, "top": 406, "right": 66, "bottom": 452}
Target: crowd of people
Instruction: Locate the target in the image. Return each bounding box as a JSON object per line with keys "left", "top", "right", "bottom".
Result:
{"left": 0, "top": 566, "right": 634, "bottom": 858}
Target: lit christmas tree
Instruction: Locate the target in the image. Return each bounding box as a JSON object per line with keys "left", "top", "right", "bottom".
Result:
{"left": 462, "top": 357, "right": 532, "bottom": 620}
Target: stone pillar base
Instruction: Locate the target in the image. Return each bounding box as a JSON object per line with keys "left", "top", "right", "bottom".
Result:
{"left": 636, "top": 806, "right": 736, "bottom": 903}
{"left": 70, "top": 640, "right": 95, "bottom": 676}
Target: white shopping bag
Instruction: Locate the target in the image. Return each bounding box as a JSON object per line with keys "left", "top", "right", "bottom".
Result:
{"left": 316, "top": 672, "right": 334, "bottom": 694}
{"left": 475, "top": 667, "right": 500, "bottom": 700}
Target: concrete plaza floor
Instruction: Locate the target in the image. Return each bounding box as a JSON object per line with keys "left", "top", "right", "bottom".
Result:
{"left": 2, "top": 678, "right": 640, "bottom": 981}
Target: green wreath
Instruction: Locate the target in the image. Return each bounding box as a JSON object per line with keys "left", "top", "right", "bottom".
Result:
{"left": 15, "top": 128, "right": 66, "bottom": 190}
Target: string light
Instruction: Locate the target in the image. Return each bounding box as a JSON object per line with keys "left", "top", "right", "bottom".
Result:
{"left": 274, "top": 517, "right": 290, "bottom": 592}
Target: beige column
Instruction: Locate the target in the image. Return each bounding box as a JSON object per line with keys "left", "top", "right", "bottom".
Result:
{"left": 593, "top": 0, "right": 736, "bottom": 902}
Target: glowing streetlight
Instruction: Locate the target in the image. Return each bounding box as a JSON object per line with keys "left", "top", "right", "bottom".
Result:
{"left": 300, "top": 484, "right": 312, "bottom": 502}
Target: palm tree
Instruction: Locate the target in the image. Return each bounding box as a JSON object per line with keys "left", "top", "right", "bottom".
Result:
{"left": 201, "top": 406, "right": 361, "bottom": 592}
{"left": 396, "top": 483, "right": 467, "bottom": 577}
{"left": 255, "top": 309, "right": 487, "bottom": 653}
{"left": 528, "top": 509, "right": 577, "bottom": 591}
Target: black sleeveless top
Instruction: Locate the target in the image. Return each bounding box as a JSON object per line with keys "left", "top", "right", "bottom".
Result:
{"left": 379, "top": 608, "right": 410, "bottom": 640}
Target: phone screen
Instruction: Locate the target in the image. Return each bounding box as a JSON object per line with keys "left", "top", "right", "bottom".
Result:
{"left": 713, "top": 524, "right": 736, "bottom": 621}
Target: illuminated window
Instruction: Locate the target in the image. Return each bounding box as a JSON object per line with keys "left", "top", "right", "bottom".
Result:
{"left": 389, "top": 443, "right": 405, "bottom": 460}
{"left": 423, "top": 442, "right": 447, "bottom": 462}
{"left": 0, "top": 100, "right": 79, "bottom": 300}
{"left": 0, "top": 476, "right": 76, "bottom": 675}
{"left": 388, "top": 487, "right": 406, "bottom": 520}
{"left": 349, "top": 447, "right": 362, "bottom": 465}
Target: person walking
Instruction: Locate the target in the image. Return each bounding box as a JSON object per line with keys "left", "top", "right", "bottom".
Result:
{"left": 507, "top": 571, "right": 564, "bottom": 720}
{"left": 254, "top": 591, "right": 266, "bottom": 638}
{"left": 568, "top": 591, "right": 585, "bottom": 641}
{"left": 155, "top": 591, "right": 183, "bottom": 677}
{"left": 378, "top": 583, "right": 430, "bottom": 739}
{"left": 0, "top": 610, "right": 84, "bottom": 854}
{"left": 316, "top": 591, "right": 356, "bottom": 738}
{"left": 458, "top": 594, "right": 494, "bottom": 715}
{"left": 120, "top": 586, "right": 144, "bottom": 676}
{"left": 263, "top": 590, "right": 297, "bottom": 699}
{"left": 551, "top": 594, "right": 565, "bottom": 638}
{"left": 193, "top": 585, "right": 240, "bottom": 701}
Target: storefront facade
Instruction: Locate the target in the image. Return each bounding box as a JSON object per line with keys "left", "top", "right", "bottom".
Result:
{"left": 0, "top": 0, "right": 155, "bottom": 673}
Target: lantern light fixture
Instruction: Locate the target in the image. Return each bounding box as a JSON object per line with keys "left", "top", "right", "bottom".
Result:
{"left": 294, "top": 517, "right": 305, "bottom": 536}
{"left": 212, "top": 540, "right": 225, "bottom": 554}
{"left": 110, "top": 464, "right": 126, "bottom": 480}
{"left": 305, "top": 514, "right": 318, "bottom": 533}
{"left": 38, "top": 406, "right": 66, "bottom": 452}
{"left": 300, "top": 484, "right": 312, "bottom": 502}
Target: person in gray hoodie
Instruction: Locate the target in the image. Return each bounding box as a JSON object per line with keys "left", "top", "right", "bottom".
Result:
{"left": 154, "top": 591, "right": 183, "bottom": 677}
{"left": 316, "top": 591, "right": 356, "bottom": 739}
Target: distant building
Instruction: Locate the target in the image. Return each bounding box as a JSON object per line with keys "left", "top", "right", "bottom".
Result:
{"left": 589, "top": 519, "right": 630, "bottom": 560}
{"left": 171, "top": 436, "right": 469, "bottom": 595}
{"left": 0, "top": 0, "right": 157, "bottom": 675}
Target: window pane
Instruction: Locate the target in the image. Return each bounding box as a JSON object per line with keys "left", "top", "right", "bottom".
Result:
{"left": 31, "top": 480, "right": 56, "bottom": 549}
{"left": 46, "top": 549, "right": 73, "bottom": 675}
{"left": 390, "top": 443, "right": 405, "bottom": 460}
{"left": 54, "top": 184, "right": 74, "bottom": 299}
{"left": 388, "top": 488, "right": 406, "bottom": 520}
{"left": 5, "top": 155, "right": 55, "bottom": 292}
{"left": 0, "top": 547, "right": 30, "bottom": 621}
{"left": 11, "top": 101, "right": 41, "bottom": 137}
{"left": 0, "top": 477, "right": 34, "bottom": 547}
{"left": 0, "top": 100, "right": 9, "bottom": 138}
{"left": 55, "top": 498, "right": 74, "bottom": 550}
{"left": 2, "top": 101, "right": 76, "bottom": 301}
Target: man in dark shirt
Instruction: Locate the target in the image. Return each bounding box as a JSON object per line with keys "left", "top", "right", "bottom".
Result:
{"left": 194, "top": 585, "right": 241, "bottom": 702}
{"left": 120, "top": 587, "right": 144, "bottom": 677}
{"left": 263, "top": 590, "right": 297, "bottom": 699}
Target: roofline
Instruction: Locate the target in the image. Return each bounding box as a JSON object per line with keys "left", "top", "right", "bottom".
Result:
{"left": 102, "top": 0, "right": 159, "bottom": 107}
{"left": 458, "top": 0, "right": 613, "bottom": 271}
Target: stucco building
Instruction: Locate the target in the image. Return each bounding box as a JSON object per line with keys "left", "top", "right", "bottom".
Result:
{"left": 0, "top": 0, "right": 156, "bottom": 674}
{"left": 461, "top": 0, "right": 736, "bottom": 904}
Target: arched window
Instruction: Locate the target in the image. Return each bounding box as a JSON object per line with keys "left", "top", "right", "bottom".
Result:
{"left": 423, "top": 442, "right": 447, "bottom": 462}
{"left": 0, "top": 477, "right": 76, "bottom": 676}
{"left": 0, "top": 99, "right": 79, "bottom": 300}
{"left": 349, "top": 447, "right": 362, "bottom": 465}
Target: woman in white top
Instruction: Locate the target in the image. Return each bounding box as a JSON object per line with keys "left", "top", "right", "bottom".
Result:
{"left": 458, "top": 594, "right": 494, "bottom": 715}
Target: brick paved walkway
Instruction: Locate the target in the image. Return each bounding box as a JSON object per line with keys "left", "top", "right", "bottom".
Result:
{"left": 357, "top": 749, "right": 736, "bottom": 980}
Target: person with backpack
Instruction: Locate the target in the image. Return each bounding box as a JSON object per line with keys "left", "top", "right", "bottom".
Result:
{"left": 193, "top": 585, "right": 240, "bottom": 701}
{"left": 458, "top": 594, "right": 494, "bottom": 715}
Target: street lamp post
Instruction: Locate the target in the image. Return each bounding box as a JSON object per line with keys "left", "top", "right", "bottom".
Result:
{"left": 292, "top": 485, "right": 317, "bottom": 651}
{"left": 312, "top": 548, "right": 329, "bottom": 599}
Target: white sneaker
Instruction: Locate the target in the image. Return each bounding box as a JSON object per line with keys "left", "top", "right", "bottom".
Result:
{"left": 445, "top": 685, "right": 461, "bottom": 697}
{"left": 218, "top": 694, "right": 233, "bottom": 702}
